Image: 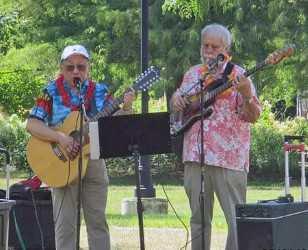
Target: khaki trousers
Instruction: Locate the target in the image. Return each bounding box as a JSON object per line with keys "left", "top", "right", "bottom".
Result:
{"left": 52, "top": 159, "right": 110, "bottom": 250}
{"left": 184, "top": 163, "right": 247, "bottom": 250}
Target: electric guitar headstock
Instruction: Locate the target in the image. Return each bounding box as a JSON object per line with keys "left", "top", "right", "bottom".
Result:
{"left": 265, "top": 44, "right": 295, "bottom": 65}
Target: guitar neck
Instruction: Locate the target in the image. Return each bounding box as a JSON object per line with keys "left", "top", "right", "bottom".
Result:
{"left": 204, "top": 59, "right": 268, "bottom": 104}
{"left": 244, "top": 60, "right": 267, "bottom": 77}
{"left": 88, "top": 83, "right": 139, "bottom": 122}
{"left": 88, "top": 95, "right": 124, "bottom": 122}
{"left": 86, "top": 66, "right": 160, "bottom": 123}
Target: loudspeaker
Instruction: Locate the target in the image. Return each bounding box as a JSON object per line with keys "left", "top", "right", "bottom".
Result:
{"left": 8, "top": 198, "right": 55, "bottom": 250}
{"left": 236, "top": 202, "right": 308, "bottom": 250}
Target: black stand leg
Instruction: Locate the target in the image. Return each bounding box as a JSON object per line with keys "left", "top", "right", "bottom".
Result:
{"left": 200, "top": 173, "right": 205, "bottom": 250}
{"left": 199, "top": 78, "right": 206, "bottom": 250}
{"left": 76, "top": 149, "right": 82, "bottom": 250}
{"left": 76, "top": 79, "right": 85, "bottom": 250}
{"left": 131, "top": 145, "right": 145, "bottom": 250}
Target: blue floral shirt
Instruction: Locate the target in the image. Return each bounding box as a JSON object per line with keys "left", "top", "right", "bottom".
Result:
{"left": 29, "top": 79, "right": 110, "bottom": 127}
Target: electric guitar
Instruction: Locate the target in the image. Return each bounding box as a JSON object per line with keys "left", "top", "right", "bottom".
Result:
{"left": 26, "top": 66, "right": 160, "bottom": 187}
{"left": 170, "top": 44, "right": 295, "bottom": 136}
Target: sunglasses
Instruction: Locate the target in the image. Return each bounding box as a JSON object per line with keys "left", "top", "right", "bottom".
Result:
{"left": 64, "top": 64, "right": 87, "bottom": 72}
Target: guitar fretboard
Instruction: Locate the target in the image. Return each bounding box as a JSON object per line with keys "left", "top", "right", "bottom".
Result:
{"left": 88, "top": 96, "right": 123, "bottom": 122}
{"left": 204, "top": 59, "right": 268, "bottom": 104}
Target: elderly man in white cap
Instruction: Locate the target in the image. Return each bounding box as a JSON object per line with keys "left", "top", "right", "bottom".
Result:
{"left": 26, "top": 44, "right": 135, "bottom": 250}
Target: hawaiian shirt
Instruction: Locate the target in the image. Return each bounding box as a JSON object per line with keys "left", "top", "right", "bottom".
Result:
{"left": 181, "top": 63, "right": 261, "bottom": 172}
{"left": 29, "top": 77, "right": 110, "bottom": 127}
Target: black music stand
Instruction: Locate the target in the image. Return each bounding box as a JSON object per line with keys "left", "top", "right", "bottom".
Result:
{"left": 97, "top": 112, "right": 171, "bottom": 250}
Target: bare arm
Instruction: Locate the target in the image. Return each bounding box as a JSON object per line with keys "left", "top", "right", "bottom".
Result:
{"left": 236, "top": 75, "right": 261, "bottom": 123}
{"left": 26, "top": 118, "right": 62, "bottom": 143}
{"left": 240, "top": 96, "right": 261, "bottom": 123}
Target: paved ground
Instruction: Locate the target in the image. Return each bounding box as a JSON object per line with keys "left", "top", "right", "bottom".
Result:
{"left": 80, "top": 226, "right": 227, "bottom": 250}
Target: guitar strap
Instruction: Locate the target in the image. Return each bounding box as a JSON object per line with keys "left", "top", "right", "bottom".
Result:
{"left": 205, "top": 62, "right": 234, "bottom": 92}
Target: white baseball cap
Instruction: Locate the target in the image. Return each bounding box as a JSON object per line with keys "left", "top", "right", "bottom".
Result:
{"left": 60, "top": 45, "right": 90, "bottom": 61}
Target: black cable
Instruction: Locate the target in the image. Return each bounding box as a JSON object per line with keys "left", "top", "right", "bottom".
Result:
{"left": 178, "top": 128, "right": 205, "bottom": 247}
{"left": 13, "top": 209, "right": 27, "bottom": 250}
{"left": 30, "top": 190, "right": 45, "bottom": 250}
{"left": 160, "top": 184, "right": 189, "bottom": 250}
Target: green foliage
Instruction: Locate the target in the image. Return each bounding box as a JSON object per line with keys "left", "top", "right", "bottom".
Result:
{"left": 0, "top": 43, "right": 58, "bottom": 117}
{"left": 162, "top": 0, "right": 238, "bottom": 21}
{"left": 250, "top": 101, "right": 308, "bottom": 180}
{"left": 0, "top": 9, "right": 29, "bottom": 55}
{"left": 0, "top": 113, "right": 30, "bottom": 170}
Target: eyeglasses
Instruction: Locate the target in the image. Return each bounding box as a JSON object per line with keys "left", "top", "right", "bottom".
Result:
{"left": 64, "top": 64, "right": 87, "bottom": 72}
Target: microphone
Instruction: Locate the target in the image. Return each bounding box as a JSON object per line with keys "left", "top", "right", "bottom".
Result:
{"left": 73, "top": 77, "right": 81, "bottom": 88}
{"left": 207, "top": 53, "right": 226, "bottom": 72}
{"left": 216, "top": 53, "right": 225, "bottom": 62}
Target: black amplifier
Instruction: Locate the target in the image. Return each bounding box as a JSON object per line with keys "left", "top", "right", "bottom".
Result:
{"left": 236, "top": 202, "right": 308, "bottom": 250}
{"left": 236, "top": 201, "right": 308, "bottom": 218}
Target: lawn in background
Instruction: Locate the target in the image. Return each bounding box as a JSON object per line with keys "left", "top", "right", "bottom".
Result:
{"left": 106, "top": 177, "right": 305, "bottom": 232}
{"left": 0, "top": 174, "right": 305, "bottom": 232}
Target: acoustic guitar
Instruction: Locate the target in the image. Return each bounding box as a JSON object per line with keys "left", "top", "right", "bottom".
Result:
{"left": 26, "top": 66, "right": 160, "bottom": 187}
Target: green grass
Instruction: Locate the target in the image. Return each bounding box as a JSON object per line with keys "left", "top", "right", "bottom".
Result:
{"left": 105, "top": 179, "right": 306, "bottom": 232}
{"left": 1, "top": 174, "right": 306, "bottom": 233}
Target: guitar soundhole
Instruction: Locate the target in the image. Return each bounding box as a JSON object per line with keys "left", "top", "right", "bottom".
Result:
{"left": 51, "top": 143, "right": 67, "bottom": 162}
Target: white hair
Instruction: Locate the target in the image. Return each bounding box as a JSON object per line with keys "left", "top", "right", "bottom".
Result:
{"left": 201, "top": 23, "right": 232, "bottom": 50}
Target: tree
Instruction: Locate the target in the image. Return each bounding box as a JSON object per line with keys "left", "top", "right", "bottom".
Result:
{"left": 0, "top": 7, "right": 29, "bottom": 55}
{"left": 0, "top": 43, "right": 58, "bottom": 117}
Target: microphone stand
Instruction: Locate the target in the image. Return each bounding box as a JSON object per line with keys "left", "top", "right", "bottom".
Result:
{"left": 198, "top": 76, "right": 206, "bottom": 250}
{"left": 130, "top": 145, "right": 145, "bottom": 250}
{"left": 197, "top": 55, "right": 223, "bottom": 249}
{"left": 76, "top": 79, "right": 86, "bottom": 250}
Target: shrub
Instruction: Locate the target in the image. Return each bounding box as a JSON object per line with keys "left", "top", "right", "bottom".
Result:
{"left": 0, "top": 113, "right": 29, "bottom": 170}
{"left": 250, "top": 101, "right": 307, "bottom": 181}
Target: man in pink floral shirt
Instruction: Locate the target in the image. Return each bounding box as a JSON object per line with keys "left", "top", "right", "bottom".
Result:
{"left": 171, "top": 23, "right": 261, "bottom": 250}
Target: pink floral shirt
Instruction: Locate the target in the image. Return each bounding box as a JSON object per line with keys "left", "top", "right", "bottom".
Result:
{"left": 181, "top": 63, "right": 261, "bottom": 172}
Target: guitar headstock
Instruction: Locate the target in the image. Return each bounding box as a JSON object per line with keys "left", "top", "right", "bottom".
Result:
{"left": 133, "top": 66, "right": 160, "bottom": 92}
{"left": 265, "top": 44, "right": 295, "bottom": 65}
